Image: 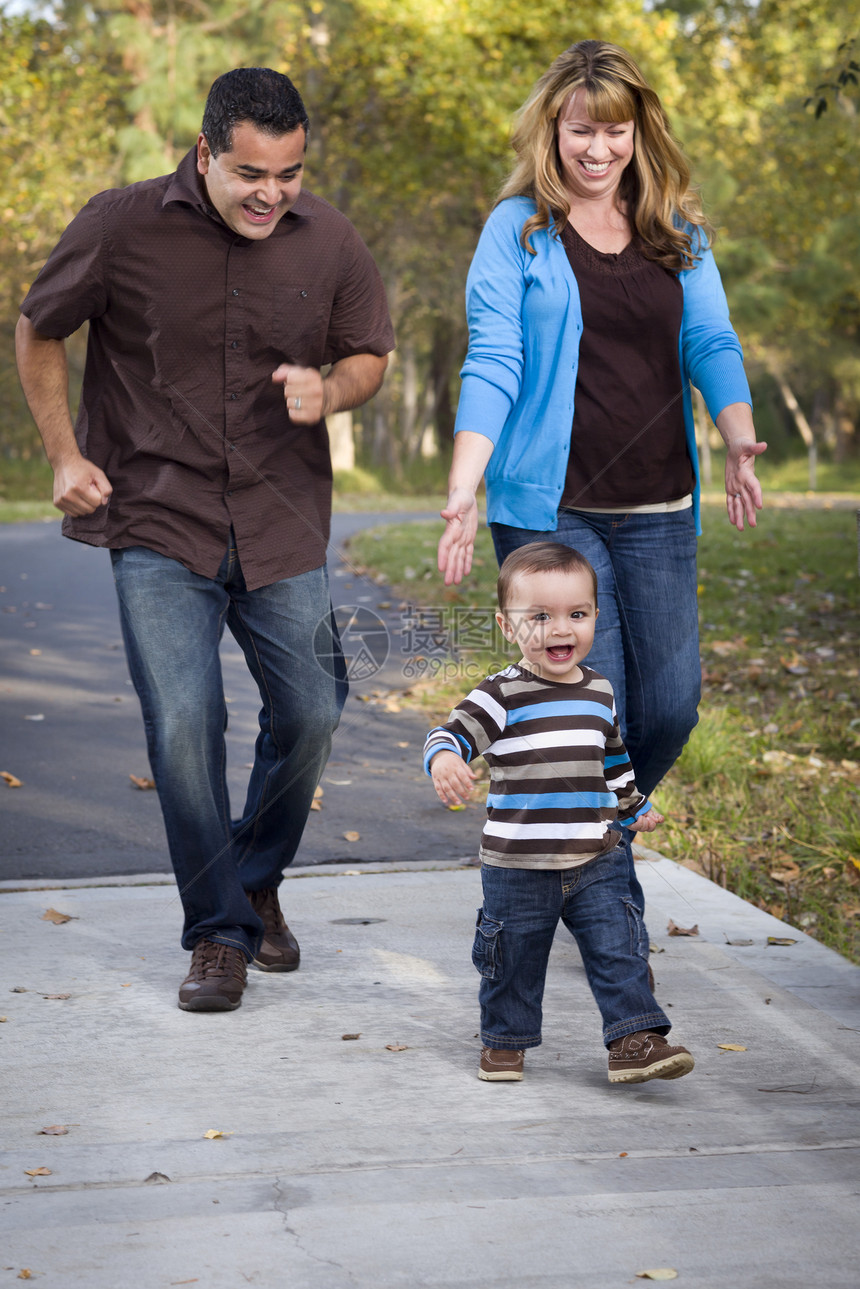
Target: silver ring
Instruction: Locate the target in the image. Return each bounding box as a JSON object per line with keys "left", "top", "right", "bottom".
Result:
{"left": 294, "top": 395, "right": 302, "bottom": 411}
{"left": 734, "top": 491, "right": 740, "bottom": 498}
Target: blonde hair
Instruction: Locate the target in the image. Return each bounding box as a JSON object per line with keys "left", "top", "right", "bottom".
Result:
{"left": 497, "top": 40, "right": 711, "bottom": 271}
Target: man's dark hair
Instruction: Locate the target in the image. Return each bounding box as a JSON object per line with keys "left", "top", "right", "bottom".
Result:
{"left": 201, "top": 67, "right": 310, "bottom": 157}
{"left": 497, "top": 542, "right": 598, "bottom": 611}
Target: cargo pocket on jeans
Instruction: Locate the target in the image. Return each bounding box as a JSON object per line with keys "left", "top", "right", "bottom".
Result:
{"left": 471, "top": 909, "right": 503, "bottom": 980}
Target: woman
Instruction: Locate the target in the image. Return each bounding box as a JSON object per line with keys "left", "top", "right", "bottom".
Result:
{"left": 437, "top": 39, "right": 766, "bottom": 909}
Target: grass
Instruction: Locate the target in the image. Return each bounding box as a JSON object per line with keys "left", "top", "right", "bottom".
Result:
{"left": 348, "top": 502, "right": 860, "bottom": 964}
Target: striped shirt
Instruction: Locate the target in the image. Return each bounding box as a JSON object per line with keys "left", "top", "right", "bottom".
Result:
{"left": 423, "top": 664, "right": 651, "bottom": 870}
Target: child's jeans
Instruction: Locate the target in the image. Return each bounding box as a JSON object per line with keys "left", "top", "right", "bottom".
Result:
{"left": 473, "top": 845, "right": 670, "bottom": 1050}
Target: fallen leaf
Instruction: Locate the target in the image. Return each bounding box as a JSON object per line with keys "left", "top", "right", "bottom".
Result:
{"left": 129, "top": 774, "right": 156, "bottom": 790}
{"left": 770, "top": 862, "right": 802, "bottom": 884}
{"left": 447, "top": 803, "right": 465, "bottom": 811}
{"left": 385, "top": 1043, "right": 408, "bottom": 1051}
{"left": 121, "top": 983, "right": 131, "bottom": 988}
{"left": 717, "top": 1043, "right": 748, "bottom": 1051}
{"left": 41, "top": 908, "right": 76, "bottom": 925}
{"left": 18, "top": 1272, "right": 32, "bottom": 1281}
{"left": 0, "top": 1016, "right": 7, "bottom": 1022}
{"left": 1, "top": 770, "right": 22, "bottom": 788}
{"left": 39, "top": 1126, "right": 68, "bottom": 1136}
{"left": 29, "top": 648, "right": 42, "bottom": 656}
{"left": 341, "top": 1033, "right": 361, "bottom": 1040}
{"left": 310, "top": 798, "right": 322, "bottom": 811}
{"left": 24, "top": 1167, "right": 52, "bottom": 1176}
{"left": 42, "top": 993, "right": 71, "bottom": 1000}
{"left": 343, "top": 830, "right": 360, "bottom": 842}
{"left": 636, "top": 1272, "right": 678, "bottom": 1282}
{"left": 11, "top": 986, "right": 28, "bottom": 993}
{"left": 313, "top": 784, "right": 324, "bottom": 797}
{"left": 767, "top": 936, "right": 797, "bottom": 947}
{"left": 143, "top": 1171, "right": 172, "bottom": 1184}
{"left": 667, "top": 919, "right": 699, "bottom": 937}
{"left": 396, "top": 741, "right": 410, "bottom": 748}
{"left": 618, "top": 1151, "right": 628, "bottom": 1157}
{"left": 202, "top": 1129, "right": 232, "bottom": 1139}
{"left": 24, "top": 713, "right": 45, "bottom": 721}
{"left": 725, "top": 938, "right": 754, "bottom": 946}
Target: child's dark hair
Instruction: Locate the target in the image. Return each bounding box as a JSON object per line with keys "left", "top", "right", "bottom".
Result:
{"left": 497, "top": 542, "right": 598, "bottom": 611}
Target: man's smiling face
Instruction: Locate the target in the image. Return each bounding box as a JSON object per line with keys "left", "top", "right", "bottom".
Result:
{"left": 196, "top": 120, "right": 306, "bottom": 239}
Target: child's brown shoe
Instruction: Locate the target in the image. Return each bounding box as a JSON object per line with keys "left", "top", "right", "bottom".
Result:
{"left": 478, "top": 1047, "right": 524, "bottom": 1081}
{"left": 607, "top": 1031, "right": 694, "bottom": 1084}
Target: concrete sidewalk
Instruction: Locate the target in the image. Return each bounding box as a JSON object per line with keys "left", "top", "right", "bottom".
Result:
{"left": 2, "top": 855, "right": 859, "bottom": 1287}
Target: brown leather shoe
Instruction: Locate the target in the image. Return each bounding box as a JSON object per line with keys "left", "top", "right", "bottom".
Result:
{"left": 248, "top": 887, "right": 300, "bottom": 972}
{"left": 478, "top": 1047, "right": 524, "bottom": 1082}
{"left": 608, "top": 1030, "right": 694, "bottom": 1084}
{"left": 178, "top": 939, "right": 247, "bottom": 1012}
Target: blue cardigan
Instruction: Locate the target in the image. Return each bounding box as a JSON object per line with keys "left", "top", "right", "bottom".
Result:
{"left": 454, "top": 196, "right": 752, "bottom": 534}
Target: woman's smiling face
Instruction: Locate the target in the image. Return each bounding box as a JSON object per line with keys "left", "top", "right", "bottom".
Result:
{"left": 556, "top": 88, "right": 635, "bottom": 204}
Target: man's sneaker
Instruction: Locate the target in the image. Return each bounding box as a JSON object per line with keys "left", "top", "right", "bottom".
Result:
{"left": 608, "top": 1030, "right": 694, "bottom": 1084}
{"left": 178, "top": 939, "right": 247, "bottom": 1012}
{"left": 478, "top": 1047, "right": 524, "bottom": 1082}
{"left": 248, "top": 887, "right": 300, "bottom": 972}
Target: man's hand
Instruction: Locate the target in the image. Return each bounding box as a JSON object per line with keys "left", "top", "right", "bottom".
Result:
{"left": 629, "top": 807, "right": 664, "bottom": 834}
{"left": 272, "top": 353, "right": 388, "bottom": 425}
{"left": 272, "top": 363, "right": 326, "bottom": 424}
{"left": 52, "top": 456, "right": 112, "bottom": 517}
{"left": 438, "top": 487, "right": 479, "bottom": 586}
{"left": 430, "top": 750, "right": 476, "bottom": 806}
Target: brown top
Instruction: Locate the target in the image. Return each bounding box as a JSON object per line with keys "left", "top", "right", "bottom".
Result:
{"left": 559, "top": 224, "right": 693, "bottom": 510}
{"left": 21, "top": 148, "right": 395, "bottom": 590}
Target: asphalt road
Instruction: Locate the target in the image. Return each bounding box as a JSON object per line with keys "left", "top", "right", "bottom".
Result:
{"left": 0, "top": 514, "right": 477, "bottom": 880}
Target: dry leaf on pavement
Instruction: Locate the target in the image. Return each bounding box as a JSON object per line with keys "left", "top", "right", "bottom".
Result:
{"left": 767, "top": 936, "right": 797, "bottom": 946}
{"left": 42, "top": 993, "right": 71, "bottom": 1000}
{"left": 39, "top": 1126, "right": 68, "bottom": 1136}
{"left": 636, "top": 1272, "right": 678, "bottom": 1282}
{"left": 1, "top": 770, "right": 22, "bottom": 787}
{"left": 143, "top": 1171, "right": 172, "bottom": 1184}
{"left": 385, "top": 1044, "right": 409, "bottom": 1051}
{"left": 341, "top": 1033, "right": 361, "bottom": 1040}
{"left": 343, "top": 830, "right": 360, "bottom": 842}
{"left": 717, "top": 1043, "right": 748, "bottom": 1051}
{"left": 41, "top": 908, "right": 76, "bottom": 925}
{"left": 129, "top": 774, "right": 156, "bottom": 790}
{"left": 667, "top": 919, "right": 699, "bottom": 936}
{"left": 24, "top": 1167, "right": 52, "bottom": 1176}
{"left": 202, "top": 1129, "right": 232, "bottom": 1139}
{"left": 17, "top": 1272, "right": 32, "bottom": 1281}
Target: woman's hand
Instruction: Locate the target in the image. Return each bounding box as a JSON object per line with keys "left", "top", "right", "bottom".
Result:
{"left": 716, "top": 403, "right": 767, "bottom": 531}
{"left": 725, "top": 438, "right": 767, "bottom": 531}
{"left": 438, "top": 487, "right": 479, "bottom": 586}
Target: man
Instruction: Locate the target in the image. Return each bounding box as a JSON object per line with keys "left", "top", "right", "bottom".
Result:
{"left": 15, "top": 68, "right": 394, "bottom": 1012}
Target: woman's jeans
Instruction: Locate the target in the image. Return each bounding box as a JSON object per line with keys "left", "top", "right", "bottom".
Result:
{"left": 474, "top": 850, "right": 671, "bottom": 1051}
{"left": 491, "top": 507, "right": 701, "bottom": 911}
{"left": 111, "top": 539, "right": 347, "bottom": 959}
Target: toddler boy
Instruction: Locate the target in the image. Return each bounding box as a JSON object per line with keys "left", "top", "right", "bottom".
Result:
{"left": 423, "top": 542, "right": 694, "bottom": 1084}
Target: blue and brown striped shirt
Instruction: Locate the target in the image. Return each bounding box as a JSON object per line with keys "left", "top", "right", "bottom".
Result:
{"left": 423, "top": 664, "right": 651, "bottom": 869}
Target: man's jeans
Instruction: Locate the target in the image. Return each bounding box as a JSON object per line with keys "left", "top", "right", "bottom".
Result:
{"left": 474, "top": 850, "right": 671, "bottom": 1050}
{"left": 491, "top": 507, "right": 701, "bottom": 909}
{"left": 111, "top": 540, "right": 347, "bottom": 959}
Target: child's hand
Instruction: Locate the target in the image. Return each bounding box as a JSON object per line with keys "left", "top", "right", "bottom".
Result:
{"left": 430, "top": 750, "right": 476, "bottom": 806}
{"left": 629, "top": 808, "right": 664, "bottom": 834}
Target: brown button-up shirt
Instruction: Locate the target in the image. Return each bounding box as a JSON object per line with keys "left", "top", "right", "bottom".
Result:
{"left": 21, "top": 148, "right": 394, "bottom": 590}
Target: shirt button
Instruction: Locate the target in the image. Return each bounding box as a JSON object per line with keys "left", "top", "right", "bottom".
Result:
{"left": 229, "top": 393, "right": 239, "bottom": 400}
{"left": 300, "top": 290, "right": 308, "bottom": 298}
{"left": 232, "top": 289, "right": 240, "bottom": 297}
{"left": 226, "top": 490, "right": 234, "bottom": 497}
{"left": 230, "top": 341, "right": 239, "bottom": 349}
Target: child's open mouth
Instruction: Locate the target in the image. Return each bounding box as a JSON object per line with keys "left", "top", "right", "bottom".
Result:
{"left": 546, "top": 645, "right": 574, "bottom": 661}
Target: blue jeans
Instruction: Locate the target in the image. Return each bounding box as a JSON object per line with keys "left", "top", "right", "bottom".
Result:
{"left": 111, "top": 539, "right": 347, "bottom": 959}
{"left": 474, "top": 851, "right": 670, "bottom": 1050}
{"left": 491, "top": 507, "right": 701, "bottom": 911}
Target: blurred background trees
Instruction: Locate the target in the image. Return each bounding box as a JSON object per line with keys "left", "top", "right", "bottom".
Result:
{"left": 1, "top": 0, "right": 856, "bottom": 486}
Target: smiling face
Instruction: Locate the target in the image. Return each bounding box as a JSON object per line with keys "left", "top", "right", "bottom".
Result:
{"left": 196, "top": 120, "right": 306, "bottom": 239}
{"left": 496, "top": 567, "right": 598, "bottom": 686}
{"left": 556, "top": 88, "right": 635, "bottom": 205}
